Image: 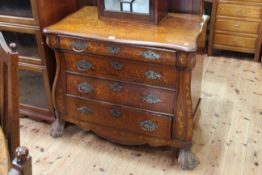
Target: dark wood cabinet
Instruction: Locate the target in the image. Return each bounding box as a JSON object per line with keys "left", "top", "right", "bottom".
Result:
{"left": 0, "top": 0, "right": 77, "bottom": 122}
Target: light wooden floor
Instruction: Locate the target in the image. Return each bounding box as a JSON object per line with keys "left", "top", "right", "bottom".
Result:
{"left": 21, "top": 55, "right": 262, "bottom": 175}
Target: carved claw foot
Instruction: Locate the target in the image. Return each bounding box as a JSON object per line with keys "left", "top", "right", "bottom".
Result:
{"left": 178, "top": 148, "right": 199, "bottom": 170}
{"left": 50, "top": 119, "right": 65, "bottom": 138}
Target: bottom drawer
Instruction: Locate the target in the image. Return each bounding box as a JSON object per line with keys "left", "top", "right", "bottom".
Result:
{"left": 214, "top": 33, "right": 257, "bottom": 53}
{"left": 65, "top": 97, "right": 172, "bottom": 139}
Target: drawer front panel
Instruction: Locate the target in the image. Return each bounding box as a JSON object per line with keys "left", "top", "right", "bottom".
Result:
{"left": 217, "top": 4, "right": 261, "bottom": 19}
{"left": 65, "top": 53, "right": 177, "bottom": 88}
{"left": 214, "top": 34, "right": 257, "bottom": 50}
{"left": 59, "top": 37, "right": 177, "bottom": 65}
{"left": 66, "top": 74, "right": 175, "bottom": 114}
{"left": 215, "top": 19, "right": 259, "bottom": 34}
{"left": 65, "top": 97, "right": 172, "bottom": 139}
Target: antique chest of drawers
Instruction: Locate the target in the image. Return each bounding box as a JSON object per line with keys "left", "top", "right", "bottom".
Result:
{"left": 208, "top": 0, "right": 262, "bottom": 61}
{"left": 44, "top": 7, "right": 208, "bottom": 170}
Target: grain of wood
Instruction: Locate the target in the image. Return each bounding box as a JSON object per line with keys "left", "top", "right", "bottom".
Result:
{"left": 20, "top": 55, "right": 262, "bottom": 175}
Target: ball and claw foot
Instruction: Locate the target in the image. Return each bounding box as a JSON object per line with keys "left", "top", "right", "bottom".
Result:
{"left": 178, "top": 148, "right": 199, "bottom": 170}
{"left": 50, "top": 119, "right": 65, "bottom": 138}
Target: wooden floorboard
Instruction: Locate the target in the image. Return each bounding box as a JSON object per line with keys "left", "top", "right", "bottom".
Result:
{"left": 20, "top": 55, "right": 262, "bottom": 175}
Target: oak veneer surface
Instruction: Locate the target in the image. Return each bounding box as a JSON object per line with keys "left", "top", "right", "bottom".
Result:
{"left": 44, "top": 7, "right": 206, "bottom": 52}
{"left": 20, "top": 54, "right": 262, "bottom": 175}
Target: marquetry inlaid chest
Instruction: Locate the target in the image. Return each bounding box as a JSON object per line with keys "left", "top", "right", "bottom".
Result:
{"left": 44, "top": 7, "right": 208, "bottom": 170}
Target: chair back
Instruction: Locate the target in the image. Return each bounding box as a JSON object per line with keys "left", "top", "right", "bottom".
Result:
{"left": 0, "top": 32, "right": 19, "bottom": 158}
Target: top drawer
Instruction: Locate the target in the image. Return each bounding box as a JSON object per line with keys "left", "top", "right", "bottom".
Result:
{"left": 58, "top": 37, "right": 177, "bottom": 66}
{"left": 217, "top": 3, "right": 261, "bottom": 19}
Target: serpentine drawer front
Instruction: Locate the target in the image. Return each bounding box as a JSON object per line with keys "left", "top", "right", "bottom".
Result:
{"left": 66, "top": 74, "right": 175, "bottom": 114}
{"left": 64, "top": 53, "right": 177, "bottom": 88}
{"left": 59, "top": 37, "right": 177, "bottom": 65}
{"left": 65, "top": 97, "right": 172, "bottom": 139}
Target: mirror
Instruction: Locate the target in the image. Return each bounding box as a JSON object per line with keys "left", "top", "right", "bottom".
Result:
{"left": 104, "top": 0, "right": 149, "bottom": 14}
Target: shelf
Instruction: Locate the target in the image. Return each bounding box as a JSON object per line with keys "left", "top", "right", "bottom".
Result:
{"left": 19, "top": 70, "right": 49, "bottom": 109}
{"left": 1, "top": 31, "right": 41, "bottom": 60}
{"left": 20, "top": 104, "right": 54, "bottom": 123}
{"left": 17, "top": 44, "right": 39, "bottom": 59}
{"left": 0, "top": 0, "right": 33, "bottom": 18}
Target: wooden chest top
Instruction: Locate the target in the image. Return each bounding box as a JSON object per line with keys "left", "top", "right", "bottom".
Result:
{"left": 44, "top": 6, "right": 208, "bottom": 52}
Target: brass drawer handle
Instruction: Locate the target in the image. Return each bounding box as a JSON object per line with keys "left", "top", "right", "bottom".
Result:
{"left": 111, "top": 62, "right": 124, "bottom": 71}
{"left": 141, "top": 50, "right": 161, "bottom": 61}
{"left": 78, "top": 82, "right": 93, "bottom": 93}
{"left": 143, "top": 94, "right": 161, "bottom": 104}
{"left": 140, "top": 120, "right": 158, "bottom": 132}
{"left": 110, "top": 108, "right": 122, "bottom": 118}
{"left": 110, "top": 83, "right": 123, "bottom": 92}
{"left": 234, "top": 24, "right": 240, "bottom": 31}
{"left": 72, "top": 40, "right": 88, "bottom": 53}
{"left": 144, "top": 71, "right": 162, "bottom": 80}
{"left": 108, "top": 47, "right": 121, "bottom": 54}
{"left": 76, "top": 60, "right": 92, "bottom": 71}
{"left": 77, "top": 106, "right": 93, "bottom": 115}
{"left": 234, "top": 24, "right": 239, "bottom": 28}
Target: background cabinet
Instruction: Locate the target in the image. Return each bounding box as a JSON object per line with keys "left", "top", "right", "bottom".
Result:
{"left": 208, "top": 0, "right": 262, "bottom": 61}
{"left": 0, "top": 0, "right": 77, "bottom": 122}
